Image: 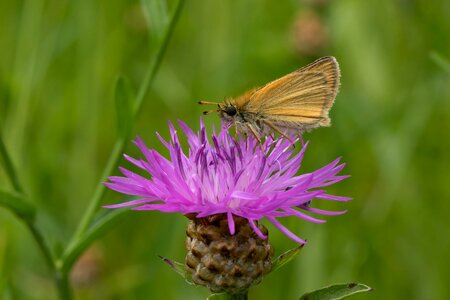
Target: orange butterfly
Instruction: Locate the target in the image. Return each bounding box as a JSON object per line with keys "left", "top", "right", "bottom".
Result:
{"left": 200, "top": 56, "right": 340, "bottom": 141}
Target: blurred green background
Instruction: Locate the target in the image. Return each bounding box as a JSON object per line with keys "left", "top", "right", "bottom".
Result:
{"left": 1, "top": 0, "right": 449, "bottom": 299}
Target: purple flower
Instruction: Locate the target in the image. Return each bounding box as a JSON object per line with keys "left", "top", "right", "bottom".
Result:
{"left": 104, "top": 119, "right": 350, "bottom": 243}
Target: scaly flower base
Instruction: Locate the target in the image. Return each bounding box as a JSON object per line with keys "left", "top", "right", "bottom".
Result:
{"left": 185, "top": 214, "right": 273, "bottom": 294}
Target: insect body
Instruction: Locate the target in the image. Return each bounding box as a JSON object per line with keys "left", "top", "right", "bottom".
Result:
{"left": 200, "top": 56, "right": 340, "bottom": 139}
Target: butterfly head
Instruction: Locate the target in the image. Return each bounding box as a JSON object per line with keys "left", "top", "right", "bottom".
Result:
{"left": 199, "top": 100, "right": 240, "bottom": 124}
{"left": 218, "top": 103, "right": 238, "bottom": 122}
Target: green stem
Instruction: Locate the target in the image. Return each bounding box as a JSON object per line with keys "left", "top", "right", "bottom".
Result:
{"left": 55, "top": 271, "right": 72, "bottom": 300}
{"left": 61, "top": 208, "right": 130, "bottom": 273}
{"left": 0, "top": 132, "right": 24, "bottom": 193}
{"left": 212, "top": 293, "right": 248, "bottom": 300}
{"left": 28, "top": 220, "right": 71, "bottom": 299}
{"left": 66, "top": 0, "right": 186, "bottom": 272}
{"left": 0, "top": 132, "right": 67, "bottom": 298}
{"left": 232, "top": 293, "right": 248, "bottom": 300}
{"left": 68, "top": 138, "right": 125, "bottom": 248}
{"left": 0, "top": 1, "right": 188, "bottom": 297}
{"left": 24, "top": 207, "right": 68, "bottom": 298}
{"left": 26, "top": 221, "right": 55, "bottom": 272}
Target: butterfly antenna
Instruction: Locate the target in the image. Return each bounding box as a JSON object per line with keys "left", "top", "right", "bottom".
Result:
{"left": 198, "top": 101, "right": 221, "bottom": 105}
{"left": 202, "top": 110, "right": 216, "bottom": 115}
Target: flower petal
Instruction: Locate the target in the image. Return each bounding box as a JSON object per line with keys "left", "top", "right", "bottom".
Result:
{"left": 104, "top": 118, "right": 350, "bottom": 243}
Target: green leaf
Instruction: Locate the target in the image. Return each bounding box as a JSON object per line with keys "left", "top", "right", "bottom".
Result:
{"left": 0, "top": 189, "right": 35, "bottom": 221}
{"left": 159, "top": 255, "right": 193, "bottom": 284}
{"left": 61, "top": 208, "right": 130, "bottom": 272}
{"left": 271, "top": 244, "right": 305, "bottom": 273}
{"left": 140, "top": 0, "right": 169, "bottom": 41}
{"left": 114, "top": 76, "right": 134, "bottom": 138}
{"left": 299, "top": 283, "right": 373, "bottom": 300}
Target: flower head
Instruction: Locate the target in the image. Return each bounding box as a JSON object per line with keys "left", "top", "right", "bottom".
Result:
{"left": 105, "top": 119, "right": 350, "bottom": 243}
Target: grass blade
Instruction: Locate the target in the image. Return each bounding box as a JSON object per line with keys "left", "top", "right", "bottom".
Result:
{"left": 141, "top": 0, "right": 169, "bottom": 41}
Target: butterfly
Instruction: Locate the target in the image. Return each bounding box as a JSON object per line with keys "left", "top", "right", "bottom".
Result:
{"left": 200, "top": 56, "right": 340, "bottom": 141}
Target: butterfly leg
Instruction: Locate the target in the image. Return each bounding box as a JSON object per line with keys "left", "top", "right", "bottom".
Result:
{"left": 296, "top": 130, "right": 306, "bottom": 147}
{"left": 245, "top": 123, "right": 264, "bottom": 150}
{"left": 263, "top": 120, "right": 295, "bottom": 147}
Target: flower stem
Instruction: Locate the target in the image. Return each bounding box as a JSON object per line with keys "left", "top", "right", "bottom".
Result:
{"left": 28, "top": 220, "right": 72, "bottom": 299}
{"left": 26, "top": 221, "right": 55, "bottom": 272}
{"left": 68, "top": 138, "right": 125, "bottom": 248}
{"left": 232, "top": 293, "right": 248, "bottom": 300}
{"left": 55, "top": 271, "right": 72, "bottom": 300}
{"left": 65, "top": 0, "right": 186, "bottom": 280}
{"left": 0, "top": 132, "right": 69, "bottom": 298}
{"left": 216, "top": 293, "right": 248, "bottom": 300}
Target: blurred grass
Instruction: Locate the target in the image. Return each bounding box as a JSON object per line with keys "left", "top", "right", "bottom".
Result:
{"left": 1, "top": 0, "right": 450, "bottom": 299}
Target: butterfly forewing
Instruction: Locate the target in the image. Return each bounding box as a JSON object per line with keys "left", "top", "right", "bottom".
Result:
{"left": 237, "top": 57, "right": 340, "bottom": 129}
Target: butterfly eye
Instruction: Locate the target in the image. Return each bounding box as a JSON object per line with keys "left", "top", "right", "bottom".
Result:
{"left": 225, "top": 106, "right": 237, "bottom": 116}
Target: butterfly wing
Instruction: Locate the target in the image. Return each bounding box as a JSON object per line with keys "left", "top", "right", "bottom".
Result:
{"left": 240, "top": 56, "right": 340, "bottom": 130}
